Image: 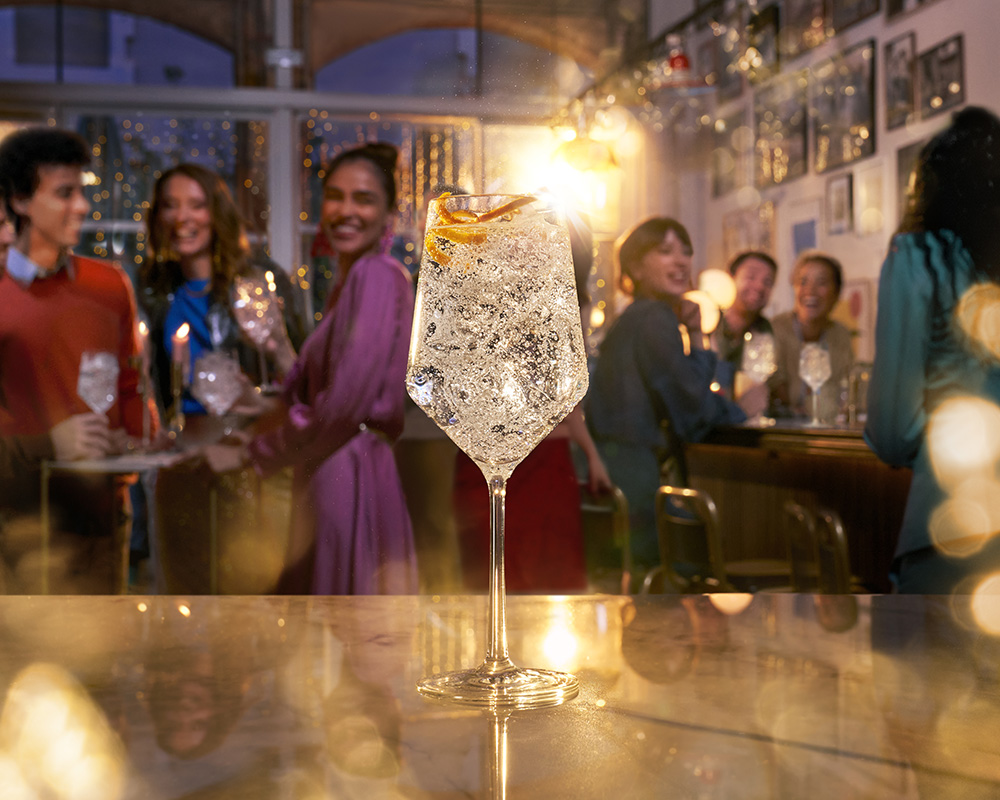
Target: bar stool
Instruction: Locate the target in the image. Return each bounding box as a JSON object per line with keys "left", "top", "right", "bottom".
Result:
{"left": 578, "top": 481, "right": 632, "bottom": 594}
{"left": 784, "top": 500, "right": 820, "bottom": 592}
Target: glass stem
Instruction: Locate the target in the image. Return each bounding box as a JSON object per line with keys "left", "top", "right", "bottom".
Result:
{"left": 486, "top": 474, "right": 514, "bottom": 674}
{"left": 812, "top": 389, "right": 820, "bottom": 425}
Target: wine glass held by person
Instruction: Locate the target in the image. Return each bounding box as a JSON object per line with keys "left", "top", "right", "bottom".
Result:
{"left": 204, "top": 142, "right": 418, "bottom": 595}
{"left": 713, "top": 251, "right": 777, "bottom": 396}
{"left": 769, "top": 251, "right": 854, "bottom": 420}
{"left": 139, "top": 163, "right": 300, "bottom": 429}
{"left": 585, "top": 218, "right": 767, "bottom": 574}
{"left": 866, "top": 106, "right": 1000, "bottom": 594}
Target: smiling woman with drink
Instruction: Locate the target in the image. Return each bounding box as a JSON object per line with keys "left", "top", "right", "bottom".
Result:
{"left": 205, "top": 142, "right": 417, "bottom": 595}
{"left": 585, "top": 217, "right": 766, "bottom": 576}
{"left": 769, "top": 251, "right": 854, "bottom": 421}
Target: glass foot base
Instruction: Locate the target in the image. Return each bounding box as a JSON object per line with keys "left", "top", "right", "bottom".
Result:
{"left": 418, "top": 664, "right": 579, "bottom": 709}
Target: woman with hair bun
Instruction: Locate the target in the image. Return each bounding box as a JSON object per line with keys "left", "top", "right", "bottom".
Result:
{"left": 206, "top": 142, "right": 417, "bottom": 594}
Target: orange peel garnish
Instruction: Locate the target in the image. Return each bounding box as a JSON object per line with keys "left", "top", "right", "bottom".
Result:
{"left": 423, "top": 195, "right": 536, "bottom": 267}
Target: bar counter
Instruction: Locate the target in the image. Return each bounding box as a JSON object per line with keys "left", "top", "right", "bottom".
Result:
{"left": 686, "top": 421, "right": 914, "bottom": 592}
{"left": 1, "top": 592, "right": 997, "bottom": 798}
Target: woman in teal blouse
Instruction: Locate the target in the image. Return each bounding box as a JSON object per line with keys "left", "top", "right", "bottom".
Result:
{"left": 866, "top": 107, "right": 1000, "bottom": 593}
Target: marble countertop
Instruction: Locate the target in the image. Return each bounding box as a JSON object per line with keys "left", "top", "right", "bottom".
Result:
{"left": 0, "top": 593, "right": 995, "bottom": 799}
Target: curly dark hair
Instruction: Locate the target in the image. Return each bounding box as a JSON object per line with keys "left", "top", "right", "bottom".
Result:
{"left": 900, "top": 106, "right": 1000, "bottom": 279}
{"left": 140, "top": 163, "right": 251, "bottom": 306}
{"left": 0, "top": 127, "right": 90, "bottom": 233}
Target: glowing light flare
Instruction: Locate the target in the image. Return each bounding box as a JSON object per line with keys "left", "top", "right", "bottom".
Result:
{"left": 0, "top": 664, "right": 126, "bottom": 800}
{"left": 698, "top": 269, "right": 737, "bottom": 310}
{"left": 927, "top": 396, "right": 1000, "bottom": 492}
{"left": 709, "top": 593, "right": 753, "bottom": 615}
{"left": 542, "top": 625, "right": 579, "bottom": 670}
{"left": 971, "top": 574, "right": 1000, "bottom": 634}
{"left": 956, "top": 283, "right": 1000, "bottom": 360}
{"left": 683, "top": 289, "right": 721, "bottom": 334}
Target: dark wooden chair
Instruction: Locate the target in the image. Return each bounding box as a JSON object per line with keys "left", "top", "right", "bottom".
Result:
{"left": 578, "top": 481, "right": 632, "bottom": 594}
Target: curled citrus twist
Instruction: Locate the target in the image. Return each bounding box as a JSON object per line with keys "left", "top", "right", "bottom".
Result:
{"left": 424, "top": 195, "right": 537, "bottom": 266}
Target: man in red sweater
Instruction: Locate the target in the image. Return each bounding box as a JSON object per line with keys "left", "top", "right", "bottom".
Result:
{"left": 0, "top": 127, "right": 156, "bottom": 591}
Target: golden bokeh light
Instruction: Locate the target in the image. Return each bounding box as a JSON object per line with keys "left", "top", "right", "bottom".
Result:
{"left": 956, "top": 283, "right": 1000, "bottom": 360}
{"left": 683, "top": 289, "right": 721, "bottom": 334}
{"left": 927, "top": 396, "right": 1000, "bottom": 492}
{"left": 971, "top": 574, "right": 1000, "bottom": 635}
{"left": 708, "top": 593, "right": 753, "bottom": 615}
{"left": 698, "top": 269, "right": 737, "bottom": 311}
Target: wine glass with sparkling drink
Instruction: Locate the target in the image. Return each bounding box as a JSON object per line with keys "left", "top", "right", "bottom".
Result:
{"left": 739, "top": 331, "right": 777, "bottom": 425}
{"left": 191, "top": 351, "right": 245, "bottom": 437}
{"left": 231, "top": 276, "right": 279, "bottom": 390}
{"left": 77, "top": 351, "right": 119, "bottom": 416}
{"left": 799, "top": 342, "right": 832, "bottom": 426}
{"left": 407, "top": 194, "right": 588, "bottom": 709}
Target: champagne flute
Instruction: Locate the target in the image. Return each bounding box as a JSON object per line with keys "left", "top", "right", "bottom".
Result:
{"left": 77, "top": 351, "right": 119, "bottom": 416}
{"left": 738, "top": 330, "right": 776, "bottom": 425}
{"left": 407, "top": 193, "right": 588, "bottom": 709}
{"left": 799, "top": 342, "right": 832, "bottom": 427}
{"left": 231, "top": 276, "right": 279, "bottom": 390}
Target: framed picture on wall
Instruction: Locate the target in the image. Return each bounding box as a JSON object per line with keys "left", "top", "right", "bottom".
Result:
{"left": 754, "top": 69, "right": 809, "bottom": 186}
{"left": 717, "top": 6, "right": 745, "bottom": 102}
{"left": 779, "top": 0, "right": 828, "bottom": 59}
{"left": 811, "top": 39, "right": 876, "bottom": 174}
{"left": 747, "top": 4, "right": 780, "bottom": 85}
{"left": 826, "top": 172, "right": 854, "bottom": 234}
{"left": 722, "top": 201, "right": 776, "bottom": 263}
{"left": 896, "top": 138, "right": 928, "bottom": 225}
{"left": 886, "top": 0, "right": 934, "bottom": 19}
{"left": 831, "top": 0, "right": 880, "bottom": 33}
{"left": 712, "top": 109, "right": 750, "bottom": 197}
{"left": 854, "top": 158, "right": 885, "bottom": 235}
{"left": 918, "top": 35, "right": 964, "bottom": 119}
{"left": 885, "top": 33, "right": 916, "bottom": 129}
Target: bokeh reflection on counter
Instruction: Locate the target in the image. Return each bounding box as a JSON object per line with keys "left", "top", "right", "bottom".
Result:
{"left": 1, "top": 593, "right": 1000, "bottom": 798}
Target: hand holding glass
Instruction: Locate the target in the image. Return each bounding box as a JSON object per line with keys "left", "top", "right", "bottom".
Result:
{"left": 407, "top": 194, "right": 588, "bottom": 709}
{"left": 799, "top": 343, "right": 832, "bottom": 426}
{"left": 191, "top": 351, "right": 245, "bottom": 437}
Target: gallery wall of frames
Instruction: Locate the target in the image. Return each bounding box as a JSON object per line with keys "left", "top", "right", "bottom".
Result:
{"left": 657, "top": 0, "right": 989, "bottom": 363}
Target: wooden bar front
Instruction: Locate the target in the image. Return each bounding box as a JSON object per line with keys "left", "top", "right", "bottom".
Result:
{"left": 685, "top": 424, "right": 913, "bottom": 593}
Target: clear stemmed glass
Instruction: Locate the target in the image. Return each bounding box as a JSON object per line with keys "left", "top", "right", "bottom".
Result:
{"left": 191, "top": 351, "right": 245, "bottom": 437}
{"left": 799, "top": 342, "right": 832, "bottom": 427}
{"left": 407, "top": 193, "right": 588, "bottom": 709}
{"left": 231, "top": 276, "right": 279, "bottom": 390}
{"left": 77, "top": 351, "right": 119, "bottom": 416}
{"left": 738, "top": 330, "right": 776, "bottom": 426}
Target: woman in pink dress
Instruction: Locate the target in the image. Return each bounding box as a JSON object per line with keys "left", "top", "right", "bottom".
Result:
{"left": 208, "top": 142, "right": 417, "bottom": 594}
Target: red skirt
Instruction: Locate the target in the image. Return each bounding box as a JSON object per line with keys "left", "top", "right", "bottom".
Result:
{"left": 454, "top": 437, "right": 587, "bottom": 592}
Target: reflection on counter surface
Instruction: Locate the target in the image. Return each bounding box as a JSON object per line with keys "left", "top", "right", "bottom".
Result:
{"left": 1, "top": 594, "right": 999, "bottom": 798}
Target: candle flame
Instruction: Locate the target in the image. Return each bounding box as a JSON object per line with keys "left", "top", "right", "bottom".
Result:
{"left": 175, "top": 322, "right": 190, "bottom": 339}
{"left": 138, "top": 320, "right": 148, "bottom": 336}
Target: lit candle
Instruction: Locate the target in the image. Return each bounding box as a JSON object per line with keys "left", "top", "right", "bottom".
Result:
{"left": 137, "top": 320, "right": 150, "bottom": 368}
{"left": 172, "top": 322, "right": 190, "bottom": 366}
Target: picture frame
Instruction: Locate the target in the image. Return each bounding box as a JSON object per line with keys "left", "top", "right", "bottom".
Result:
{"left": 722, "top": 201, "right": 776, "bottom": 264}
{"left": 717, "top": 6, "right": 745, "bottom": 102}
{"left": 918, "top": 34, "right": 964, "bottom": 119}
{"left": 886, "top": 0, "right": 935, "bottom": 19}
{"left": 831, "top": 0, "right": 880, "bottom": 33}
{"left": 747, "top": 4, "right": 780, "bottom": 85}
{"left": 754, "top": 69, "right": 809, "bottom": 187}
{"left": 884, "top": 32, "right": 916, "bottom": 130}
{"left": 895, "top": 137, "right": 928, "bottom": 224}
{"left": 826, "top": 172, "right": 854, "bottom": 235}
{"left": 779, "top": 0, "right": 828, "bottom": 59}
{"left": 712, "top": 109, "right": 750, "bottom": 197}
{"left": 854, "top": 158, "right": 885, "bottom": 235}
{"left": 811, "top": 39, "right": 876, "bottom": 174}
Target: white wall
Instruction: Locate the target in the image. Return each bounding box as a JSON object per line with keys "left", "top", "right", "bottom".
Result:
{"left": 649, "top": 0, "right": 999, "bottom": 360}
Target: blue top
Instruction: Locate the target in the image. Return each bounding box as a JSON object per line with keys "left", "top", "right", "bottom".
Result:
{"left": 587, "top": 295, "right": 746, "bottom": 453}
{"left": 865, "top": 230, "right": 1000, "bottom": 564}
{"left": 163, "top": 278, "right": 212, "bottom": 415}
